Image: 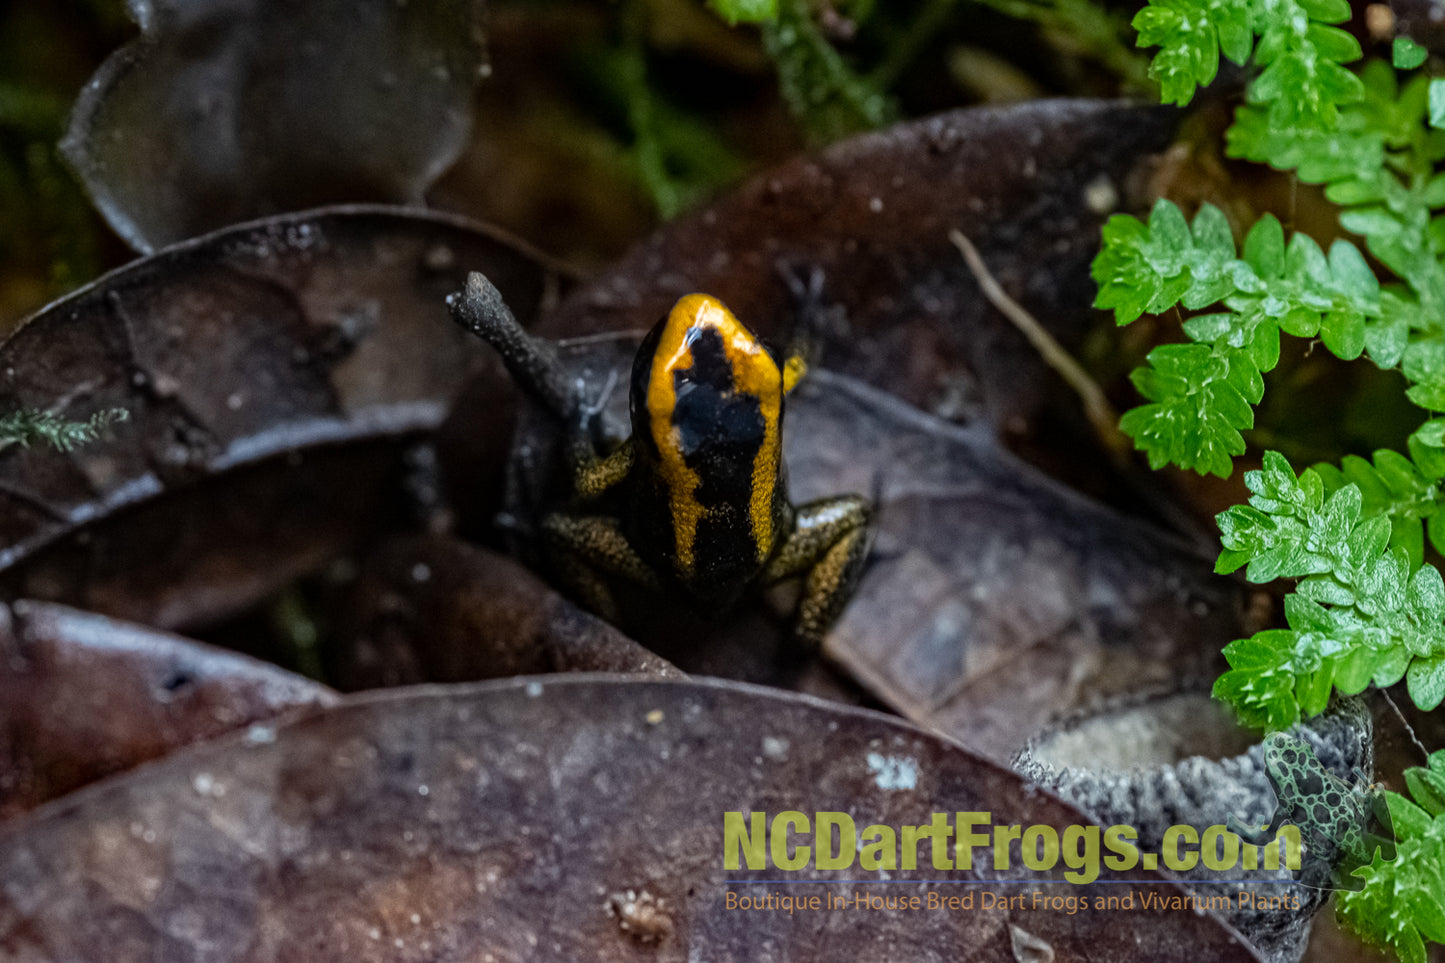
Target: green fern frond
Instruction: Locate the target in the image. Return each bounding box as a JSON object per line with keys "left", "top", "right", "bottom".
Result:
{"left": 1093, "top": 201, "right": 1404, "bottom": 476}
{"left": 1213, "top": 452, "right": 1445, "bottom": 729}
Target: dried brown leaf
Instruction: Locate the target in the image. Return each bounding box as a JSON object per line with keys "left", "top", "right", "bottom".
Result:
{"left": 0, "top": 678, "right": 1263, "bottom": 961}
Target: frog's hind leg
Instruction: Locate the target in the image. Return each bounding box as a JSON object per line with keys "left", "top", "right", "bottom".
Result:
{"left": 541, "top": 513, "right": 660, "bottom": 621}
{"left": 764, "top": 495, "right": 871, "bottom": 647}
{"left": 796, "top": 526, "right": 870, "bottom": 647}
{"left": 449, "top": 272, "right": 575, "bottom": 423}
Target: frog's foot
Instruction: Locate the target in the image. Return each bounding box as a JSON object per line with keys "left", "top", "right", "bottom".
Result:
{"left": 1350, "top": 766, "right": 1380, "bottom": 790}
{"left": 541, "top": 513, "right": 661, "bottom": 620}
{"left": 764, "top": 494, "right": 871, "bottom": 648}
{"left": 777, "top": 259, "right": 825, "bottom": 309}
{"left": 561, "top": 367, "right": 625, "bottom": 483}
{"left": 774, "top": 260, "right": 845, "bottom": 385}
{"left": 1226, "top": 813, "right": 1280, "bottom": 847}
{"left": 449, "top": 271, "right": 576, "bottom": 423}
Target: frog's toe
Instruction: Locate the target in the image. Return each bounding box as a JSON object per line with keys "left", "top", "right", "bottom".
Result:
{"left": 550, "top": 552, "right": 620, "bottom": 622}
{"left": 1225, "top": 814, "right": 1275, "bottom": 846}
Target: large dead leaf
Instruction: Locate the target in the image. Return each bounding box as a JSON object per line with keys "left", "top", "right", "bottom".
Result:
{"left": 0, "top": 205, "right": 558, "bottom": 630}
{"left": 0, "top": 678, "right": 1263, "bottom": 961}
{"left": 794, "top": 371, "right": 1247, "bottom": 759}
{"left": 0, "top": 600, "right": 334, "bottom": 821}
{"left": 62, "top": 0, "right": 490, "bottom": 252}
{"left": 540, "top": 99, "right": 1176, "bottom": 445}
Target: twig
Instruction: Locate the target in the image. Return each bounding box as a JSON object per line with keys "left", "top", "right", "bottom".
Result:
{"left": 1379, "top": 685, "right": 1432, "bottom": 765}
{"left": 949, "top": 229, "right": 1128, "bottom": 457}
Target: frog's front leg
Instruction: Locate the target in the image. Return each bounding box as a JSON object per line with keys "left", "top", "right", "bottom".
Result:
{"left": 541, "top": 513, "right": 661, "bottom": 621}
{"left": 571, "top": 439, "right": 633, "bottom": 499}
{"left": 1226, "top": 807, "right": 1288, "bottom": 846}
{"left": 763, "top": 495, "right": 871, "bottom": 647}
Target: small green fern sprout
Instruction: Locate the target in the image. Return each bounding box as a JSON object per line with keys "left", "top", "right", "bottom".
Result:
{"left": 1132, "top": 0, "right": 1362, "bottom": 127}
{"left": 0, "top": 406, "right": 129, "bottom": 453}
{"left": 1093, "top": 202, "right": 1397, "bottom": 478}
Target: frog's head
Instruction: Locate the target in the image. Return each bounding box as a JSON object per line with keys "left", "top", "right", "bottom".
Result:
{"left": 629, "top": 294, "right": 787, "bottom": 574}
{"left": 1262, "top": 732, "right": 1326, "bottom": 796}
{"left": 632, "top": 292, "right": 782, "bottom": 412}
{"left": 1262, "top": 731, "right": 1298, "bottom": 768}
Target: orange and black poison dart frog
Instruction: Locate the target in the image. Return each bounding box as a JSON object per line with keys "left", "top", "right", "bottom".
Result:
{"left": 448, "top": 273, "right": 871, "bottom": 647}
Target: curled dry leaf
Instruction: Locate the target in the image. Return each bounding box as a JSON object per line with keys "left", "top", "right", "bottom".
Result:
{"left": 0, "top": 599, "right": 334, "bottom": 821}
{"left": 327, "top": 533, "right": 682, "bottom": 690}
{"left": 63, "top": 0, "right": 490, "bottom": 252}
{"left": 498, "top": 332, "right": 1247, "bottom": 756}
{"left": 0, "top": 206, "right": 559, "bottom": 631}
{"left": 540, "top": 99, "right": 1175, "bottom": 441}
{"left": 0, "top": 678, "right": 1264, "bottom": 962}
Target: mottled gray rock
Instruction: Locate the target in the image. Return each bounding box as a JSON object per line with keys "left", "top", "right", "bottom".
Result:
{"left": 1014, "top": 693, "right": 1373, "bottom": 963}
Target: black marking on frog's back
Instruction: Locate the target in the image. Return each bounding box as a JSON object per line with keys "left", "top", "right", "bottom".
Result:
{"left": 627, "top": 320, "right": 783, "bottom": 605}
{"left": 1295, "top": 770, "right": 1324, "bottom": 798}
{"left": 673, "top": 328, "right": 767, "bottom": 469}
